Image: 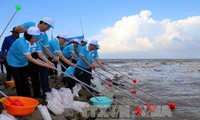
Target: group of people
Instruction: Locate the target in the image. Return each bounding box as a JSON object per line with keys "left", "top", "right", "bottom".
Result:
{"left": 0, "top": 17, "right": 107, "bottom": 98}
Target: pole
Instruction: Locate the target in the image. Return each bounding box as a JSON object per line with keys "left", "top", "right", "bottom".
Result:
{"left": 0, "top": 5, "right": 21, "bottom": 39}
{"left": 79, "top": 15, "right": 84, "bottom": 36}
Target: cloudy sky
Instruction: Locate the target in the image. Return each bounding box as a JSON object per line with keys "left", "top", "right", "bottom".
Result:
{"left": 0, "top": 0, "right": 200, "bottom": 59}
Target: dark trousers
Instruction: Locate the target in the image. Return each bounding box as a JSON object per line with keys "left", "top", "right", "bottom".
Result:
{"left": 28, "top": 53, "right": 51, "bottom": 96}
{"left": 28, "top": 52, "right": 42, "bottom": 97}
{"left": 9, "top": 65, "right": 31, "bottom": 97}
{"left": 0, "top": 60, "right": 4, "bottom": 73}
{"left": 3, "top": 60, "right": 12, "bottom": 81}
{"left": 39, "top": 66, "right": 51, "bottom": 93}
{"left": 64, "top": 76, "right": 76, "bottom": 91}
{"left": 74, "top": 66, "right": 92, "bottom": 91}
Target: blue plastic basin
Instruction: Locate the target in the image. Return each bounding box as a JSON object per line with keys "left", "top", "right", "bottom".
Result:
{"left": 90, "top": 96, "right": 113, "bottom": 108}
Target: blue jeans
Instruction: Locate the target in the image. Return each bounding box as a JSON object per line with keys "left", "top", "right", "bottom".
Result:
{"left": 39, "top": 66, "right": 51, "bottom": 93}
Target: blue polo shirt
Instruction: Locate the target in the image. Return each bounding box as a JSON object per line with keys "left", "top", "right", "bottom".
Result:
{"left": 21, "top": 22, "right": 49, "bottom": 57}
{"left": 62, "top": 43, "right": 74, "bottom": 59}
{"left": 49, "top": 38, "right": 61, "bottom": 57}
{"left": 76, "top": 45, "right": 99, "bottom": 69}
{"left": 6, "top": 37, "right": 41, "bottom": 67}
{"left": 71, "top": 44, "right": 82, "bottom": 61}
{"left": 64, "top": 66, "right": 75, "bottom": 77}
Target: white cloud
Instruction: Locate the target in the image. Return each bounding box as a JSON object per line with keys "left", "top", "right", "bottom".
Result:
{"left": 92, "top": 10, "right": 200, "bottom": 58}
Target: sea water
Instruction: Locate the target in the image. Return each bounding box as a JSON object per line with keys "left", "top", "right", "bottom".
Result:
{"left": 101, "top": 59, "right": 200, "bottom": 120}
{"left": 54, "top": 59, "right": 200, "bottom": 119}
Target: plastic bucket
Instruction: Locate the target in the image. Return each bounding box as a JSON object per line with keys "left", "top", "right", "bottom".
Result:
{"left": 90, "top": 96, "right": 113, "bottom": 108}
{"left": 2, "top": 96, "right": 39, "bottom": 116}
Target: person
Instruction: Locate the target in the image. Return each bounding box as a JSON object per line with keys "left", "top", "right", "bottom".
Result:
{"left": 71, "top": 38, "right": 88, "bottom": 64}
{"left": 48, "top": 34, "right": 68, "bottom": 78}
{"left": 74, "top": 39, "right": 107, "bottom": 92}
{"left": 61, "top": 39, "right": 79, "bottom": 71}
{"left": 48, "top": 34, "right": 75, "bottom": 76}
{"left": 0, "top": 51, "right": 5, "bottom": 73}
{"left": 6, "top": 27, "right": 54, "bottom": 97}
{"left": 1, "top": 27, "right": 20, "bottom": 80}
{"left": 63, "top": 66, "right": 76, "bottom": 90}
{"left": 15, "top": 17, "right": 54, "bottom": 97}
{"left": 81, "top": 39, "right": 88, "bottom": 46}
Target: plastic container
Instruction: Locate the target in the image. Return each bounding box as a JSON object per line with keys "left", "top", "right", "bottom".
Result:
{"left": 0, "top": 98, "right": 5, "bottom": 103}
{"left": 37, "top": 104, "right": 52, "bottom": 120}
{"left": 90, "top": 96, "right": 113, "bottom": 108}
{"left": 2, "top": 96, "right": 39, "bottom": 116}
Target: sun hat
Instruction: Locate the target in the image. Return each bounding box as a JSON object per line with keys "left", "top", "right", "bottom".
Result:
{"left": 57, "top": 34, "right": 68, "bottom": 40}
{"left": 27, "top": 27, "right": 40, "bottom": 35}
{"left": 90, "top": 39, "right": 99, "bottom": 48}
{"left": 27, "top": 27, "right": 40, "bottom": 39}
{"left": 41, "top": 17, "right": 54, "bottom": 28}
{"left": 73, "top": 38, "right": 80, "bottom": 44}
{"left": 81, "top": 39, "right": 88, "bottom": 43}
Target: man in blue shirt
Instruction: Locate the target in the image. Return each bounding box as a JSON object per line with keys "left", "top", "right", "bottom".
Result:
{"left": 15, "top": 17, "right": 54, "bottom": 98}
{"left": 61, "top": 39, "right": 80, "bottom": 84}
{"left": 71, "top": 39, "right": 82, "bottom": 64}
{"left": 81, "top": 39, "right": 88, "bottom": 46}
{"left": 7, "top": 27, "right": 54, "bottom": 97}
{"left": 1, "top": 27, "right": 20, "bottom": 81}
{"left": 74, "top": 39, "right": 107, "bottom": 92}
{"left": 48, "top": 33, "right": 75, "bottom": 72}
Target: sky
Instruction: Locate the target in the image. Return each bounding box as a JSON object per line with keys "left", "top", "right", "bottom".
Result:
{"left": 0, "top": 0, "right": 200, "bottom": 59}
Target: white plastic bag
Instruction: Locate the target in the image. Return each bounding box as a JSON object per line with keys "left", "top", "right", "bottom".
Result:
{"left": 51, "top": 88, "right": 63, "bottom": 103}
{"left": 47, "top": 98, "right": 65, "bottom": 115}
{"left": 58, "top": 88, "right": 74, "bottom": 105}
{"left": 45, "top": 92, "right": 53, "bottom": 100}
{"left": 72, "top": 83, "right": 82, "bottom": 97}
{"left": 72, "top": 101, "right": 89, "bottom": 113}
{"left": 0, "top": 110, "right": 17, "bottom": 120}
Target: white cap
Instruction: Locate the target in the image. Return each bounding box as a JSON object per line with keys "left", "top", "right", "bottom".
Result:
{"left": 73, "top": 38, "right": 80, "bottom": 44}
{"left": 27, "top": 27, "right": 40, "bottom": 35}
{"left": 42, "top": 17, "right": 54, "bottom": 28}
{"left": 90, "top": 39, "right": 99, "bottom": 46}
{"left": 58, "top": 34, "right": 68, "bottom": 40}
{"left": 81, "top": 39, "right": 88, "bottom": 43}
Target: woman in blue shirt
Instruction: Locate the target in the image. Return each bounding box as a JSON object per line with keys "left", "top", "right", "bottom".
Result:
{"left": 7, "top": 27, "right": 54, "bottom": 97}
